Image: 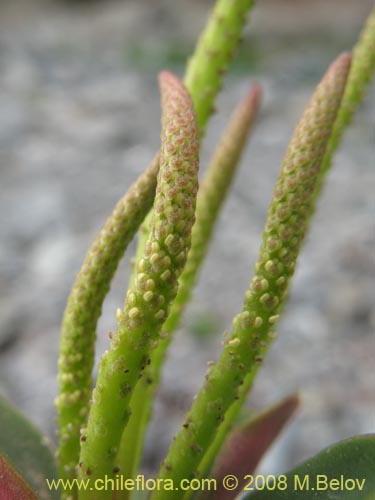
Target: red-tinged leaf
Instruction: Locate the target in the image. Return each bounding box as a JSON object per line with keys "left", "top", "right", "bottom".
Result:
{"left": 0, "top": 454, "right": 38, "bottom": 500}
{"left": 199, "top": 393, "right": 299, "bottom": 500}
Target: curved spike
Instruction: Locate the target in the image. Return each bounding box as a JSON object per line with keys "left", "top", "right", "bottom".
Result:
{"left": 151, "top": 54, "right": 351, "bottom": 500}
{"left": 117, "top": 84, "right": 261, "bottom": 483}
{"left": 200, "top": 10, "right": 375, "bottom": 479}
{"left": 56, "top": 154, "right": 158, "bottom": 485}
{"left": 77, "top": 71, "right": 199, "bottom": 499}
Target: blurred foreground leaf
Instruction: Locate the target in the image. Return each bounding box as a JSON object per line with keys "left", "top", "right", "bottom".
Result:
{"left": 0, "top": 455, "right": 38, "bottom": 500}
{"left": 0, "top": 395, "right": 58, "bottom": 500}
{"left": 244, "top": 434, "right": 375, "bottom": 500}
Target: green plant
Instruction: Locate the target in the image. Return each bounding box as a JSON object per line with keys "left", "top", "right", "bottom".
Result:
{"left": 1, "top": 2, "right": 374, "bottom": 500}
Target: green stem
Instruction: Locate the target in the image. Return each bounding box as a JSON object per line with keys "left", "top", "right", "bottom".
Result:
{"left": 78, "top": 71, "right": 199, "bottom": 500}
{"left": 150, "top": 53, "right": 351, "bottom": 500}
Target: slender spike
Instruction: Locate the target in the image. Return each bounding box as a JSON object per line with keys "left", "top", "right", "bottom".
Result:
{"left": 117, "top": 85, "right": 261, "bottom": 484}
{"left": 199, "top": 10, "right": 375, "bottom": 479}
{"left": 165, "top": 85, "right": 262, "bottom": 335}
{"left": 151, "top": 54, "right": 351, "bottom": 500}
{"left": 57, "top": 0, "right": 256, "bottom": 486}
{"left": 185, "top": 0, "right": 255, "bottom": 135}
{"left": 77, "top": 72, "right": 199, "bottom": 499}
{"left": 56, "top": 0, "right": 256, "bottom": 486}
{"left": 316, "top": 7, "right": 375, "bottom": 194}
{"left": 117, "top": 0, "right": 257, "bottom": 485}
{"left": 128, "top": 0, "right": 256, "bottom": 293}
{"left": 55, "top": 155, "right": 158, "bottom": 487}
{"left": 126, "top": 0, "right": 256, "bottom": 312}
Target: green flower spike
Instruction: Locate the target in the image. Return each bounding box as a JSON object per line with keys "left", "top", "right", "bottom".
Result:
{"left": 56, "top": 154, "right": 159, "bottom": 486}
{"left": 317, "top": 7, "right": 375, "bottom": 192}
{"left": 57, "top": 0, "right": 256, "bottom": 488}
{"left": 200, "top": 9, "right": 375, "bottom": 475}
{"left": 165, "top": 84, "right": 261, "bottom": 335}
{"left": 185, "top": 0, "right": 255, "bottom": 135}
{"left": 128, "top": 0, "right": 256, "bottom": 290}
{"left": 117, "top": 85, "right": 262, "bottom": 484}
{"left": 151, "top": 53, "right": 351, "bottom": 500}
{"left": 77, "top": 71, "right": 199, "bottom": 499}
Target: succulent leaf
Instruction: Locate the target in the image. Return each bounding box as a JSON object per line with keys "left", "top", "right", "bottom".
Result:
{"left": 151, "top": 53, "right": 351, "bottom": 500}
{"left": 77, "top": 71, "right": 199, "bottom": 499}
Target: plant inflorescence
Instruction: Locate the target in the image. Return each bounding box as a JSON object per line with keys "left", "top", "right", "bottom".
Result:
{"left": 1, "top": 2, "right": 374, "bottom": 500}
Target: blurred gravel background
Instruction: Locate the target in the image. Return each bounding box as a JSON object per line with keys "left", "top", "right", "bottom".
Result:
{"left": 0, "top": 0, "right": 374, "bottom": 477}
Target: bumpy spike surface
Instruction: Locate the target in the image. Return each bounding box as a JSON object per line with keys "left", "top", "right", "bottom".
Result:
{"left": 166, "top": 85, "right": 261, "bottom": 335}
{"left": 77, "top": 71, "right": 199, "bottom": 499}
{"left": 57, "top": 0, "right": 256, "bottom": 488}
{"left": 151, "top": 54, "right": 351, "bottom": 500}
{"left": 117, "top": 85, "right": 261, "bottom": 483}
{"left": 201, "top": 10, "right": 375, "bottom": 474}
{"left": 56, "top": 154, "right": 158, "bottom": 487}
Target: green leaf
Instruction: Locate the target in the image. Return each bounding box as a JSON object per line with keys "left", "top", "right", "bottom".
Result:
{"left": 0, "top": 395, "right": 58, "bottom": 500}
{"left": 243, "top": 434, "right": 375, "bottom": 500}
{"left": 0, "top": 455, "right": 38, "bottom": 500}
{"left": 197, "top": 393, "right": 299, "bottom": 500}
